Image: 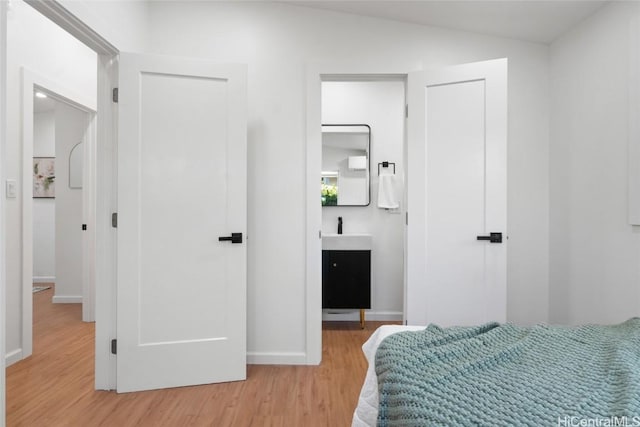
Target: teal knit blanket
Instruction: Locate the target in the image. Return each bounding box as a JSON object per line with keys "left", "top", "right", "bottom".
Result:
{"left": 375, "top": 319, "right": 640, "bottom": 426}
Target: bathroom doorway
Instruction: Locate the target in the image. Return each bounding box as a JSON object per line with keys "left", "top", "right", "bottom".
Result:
{"left": 319, "top": 78, "right": 407, "bottom": 329}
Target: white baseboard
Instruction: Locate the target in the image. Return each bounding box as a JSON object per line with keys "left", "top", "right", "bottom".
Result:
{"left": 322, "top": 310, "right": 403, "bottom": 322}
{"left": 33, "top": 276, "right": 55, "bottom": 283}
{"left": 52, "top": 295, "right": 82, "bottom": 304}
{"left": 247, "top": 351, "right": 307, "bottom": 365}
{"left": 5, "top": 348, "right": 23, "bottom": 367}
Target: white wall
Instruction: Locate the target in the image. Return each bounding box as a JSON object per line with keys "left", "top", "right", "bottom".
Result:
{"left": 33, "top": 111, "right": 55, "bottom": 153}
{"left": 32, "top": 110, "right": 55, "bottom": 282}
{"left": 322, "top": 81, "right": 405, "bottom": 321}
{"left": 549, "top": 1, "right": 640, "bottom": 324}
{"left": 146, "top": 1, "right": 550, "bottom": 358}
{"left": 58, "top": 0, "right": 149, "bottom": 52}
{"left": 5, "top": 0, "right": 96, "bottom": 358}
{"left": 54, "top": 102, "right": 87, "bottom": 302}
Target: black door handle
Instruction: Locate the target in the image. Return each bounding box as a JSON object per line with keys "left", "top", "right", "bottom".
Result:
{"left": 218, "top": 232, "right": 243, "bottom": 244}
{"left": 477, "top": 232, "right": 502, "bottom": 243}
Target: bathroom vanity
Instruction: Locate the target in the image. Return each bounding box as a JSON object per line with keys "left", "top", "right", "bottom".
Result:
{"left": 322, "top": 234, "right": 372, "bottom": 328}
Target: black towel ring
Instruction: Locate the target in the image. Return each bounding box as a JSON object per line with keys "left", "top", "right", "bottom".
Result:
{"left": 378, "top": 161, "right": 396, "bottom": 175}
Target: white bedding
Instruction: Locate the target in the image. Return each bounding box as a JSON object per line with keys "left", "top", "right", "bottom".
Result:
{"left": 351, "top": 325, "right": 425, "bottom": 427}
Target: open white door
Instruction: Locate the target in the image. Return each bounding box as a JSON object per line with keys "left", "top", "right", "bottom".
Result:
{"left": 117, "top": 52, "right": 247, "bottom": 392}
{"left": 406, "top": 59, "right": 507, "bottom": 327}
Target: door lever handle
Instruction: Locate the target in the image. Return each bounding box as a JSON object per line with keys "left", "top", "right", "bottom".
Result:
{"left": 218, "top": 232, "right": 243, "bottom": 244}
{"left": 477, "top": 232, "right": 502, "bottom": 243}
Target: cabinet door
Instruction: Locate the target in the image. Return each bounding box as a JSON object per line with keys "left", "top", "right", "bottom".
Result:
{"left": 322, "top": 250, "right": 371, "bottom": 309}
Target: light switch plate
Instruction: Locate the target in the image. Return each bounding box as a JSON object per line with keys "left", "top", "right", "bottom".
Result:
{"left": 6, "top": 179, "right": 17, "bottom": 198}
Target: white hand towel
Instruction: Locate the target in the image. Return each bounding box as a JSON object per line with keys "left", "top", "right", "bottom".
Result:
{"left": 377, "top": 172, "right": 400, "bottom": 209}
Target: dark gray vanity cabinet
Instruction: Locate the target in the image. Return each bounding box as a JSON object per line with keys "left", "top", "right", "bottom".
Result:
{"left": 322, "top": 250, "right": 371, "bottom": 309}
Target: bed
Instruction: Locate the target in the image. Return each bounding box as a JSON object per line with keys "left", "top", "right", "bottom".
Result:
{"left": 352, "top": 319, "right": 640, "bottom": 426}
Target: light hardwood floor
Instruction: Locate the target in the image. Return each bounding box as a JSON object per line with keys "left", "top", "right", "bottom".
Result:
{"left": 7, "top": 287, "right": 396, "bottom": 426}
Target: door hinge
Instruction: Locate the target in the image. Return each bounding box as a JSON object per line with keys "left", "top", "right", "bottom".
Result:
{"left": 112, "top": 87, "right": 119, "bottom": 103}
{"left": 82, "top": 224, "right": 87, "bottom": 231}
{"left": 406, "top": 212, "right": 408, "bottom": 225}
{"left": 111, "top": 339, "right": 117, "bottom": 355}
{"left": 405, "top": 104, "right": 408, "bottom": 118}
{"left": 111, "top": 212, "right": 118, "bottom": 228}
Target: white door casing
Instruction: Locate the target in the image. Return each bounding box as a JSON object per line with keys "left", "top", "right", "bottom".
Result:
{"left": 16, "top": 0, "right": 120, "bottom": 391}
{"left": 82, "top": 115, "right": 97, "bottom": 323}
{"left": 117, "top": 52, "right": 247, "bottom": 392}
{"left": 406, "top": 59, "right": 508, "bottom": 327}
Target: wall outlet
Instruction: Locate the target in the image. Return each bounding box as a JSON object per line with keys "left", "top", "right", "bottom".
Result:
{"left": 6, "top": 179, "right": 17, "bottom": 198}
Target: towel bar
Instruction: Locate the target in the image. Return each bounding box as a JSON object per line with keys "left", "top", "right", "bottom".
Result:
{"left": 377, "top": 161, "right": 396, "bottom": 175}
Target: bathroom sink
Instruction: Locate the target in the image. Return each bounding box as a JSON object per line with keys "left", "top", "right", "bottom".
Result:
{"left": 322, "top": 233, "right": 372, "bottom": 250}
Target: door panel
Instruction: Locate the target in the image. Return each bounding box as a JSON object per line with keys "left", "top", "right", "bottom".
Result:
{"left": 117, "top": 52, "right": 247, "bottom": 392}
{"left": 138, "top": 72, "right": 229, "bottom": 344}
{"left": 425, "top": 80, "right": 487, "bottom": 325}
{"left": 406, "top": 59, "right": 507, "bottom": 327}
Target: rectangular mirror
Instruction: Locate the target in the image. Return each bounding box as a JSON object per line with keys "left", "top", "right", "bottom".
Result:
{"left": 321, "top": 124, "right": 370, "bottom": 206}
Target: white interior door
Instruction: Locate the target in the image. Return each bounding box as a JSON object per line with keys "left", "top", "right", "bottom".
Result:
{"left": 405, "top": 59, "right": 507, "bottom": 327}
{"left": 117, "top": 52, "right": 247, "bottom": 393}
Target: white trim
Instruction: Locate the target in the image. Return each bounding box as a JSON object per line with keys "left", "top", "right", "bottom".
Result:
{"left": 5, "top": 349, "right": 23, "bottom": 367}
{"left": 21, "top": 0, "right": 119, "bottom": 391}
{"left": 628, "top": 16, "right": 640, "bottom": 224}
{"left": 21, "top": 67, "right": 97, "bottom": 361}
{"left": 32, "top": 276, "right": 55, "bottom": 283}
{"left": 24, "top": 1, "right": 117, "bottom": 56}
{"left": 81, "top": 107, "right": 97, "bottom": 323}
{"left": 94, "top": 54, "right": 117, "bottom": 391}
{"left": 52, "top": 295, "right": 82, "bottom": 304}
{"left": 306, "top": 63, "right": 414, "bottom": 367}
{"left": 21, "top": 69, "right": 35, "bottom": 360}
{"left": 305, "top": 65, "right": 323, "bottom": 366}
{"left": 322, "top": 311, "right": 403, "bottom": 322}
{"left": 247, "top": 352, "right": 307, "bottom": 365}
{"left": 0, "top": 1, "right": 7, "bottom": 424}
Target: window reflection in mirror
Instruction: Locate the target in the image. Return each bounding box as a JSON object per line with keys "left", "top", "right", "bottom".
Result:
{"left": 321, "top": 124, "right": 370, "bottom": 206}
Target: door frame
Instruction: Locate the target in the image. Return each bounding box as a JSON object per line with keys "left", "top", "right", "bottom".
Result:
{"left": 1, "top": 0, "right": 8, "bottom": 423}
{"left": 305, "top": 63, "right": 413, "bottom": 364}
{"left": 21, "top": 69, "right": 97, "bottom": 361}
{"left": 22, "top": 0, "right": 119, "bottom": 390}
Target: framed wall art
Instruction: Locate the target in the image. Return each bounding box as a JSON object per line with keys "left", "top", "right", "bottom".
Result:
{"left": 33, "top": 157, "right": 55, "bottom": 198}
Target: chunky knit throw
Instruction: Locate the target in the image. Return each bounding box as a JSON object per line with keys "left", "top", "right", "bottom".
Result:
{"left": 375, "top": 319, "right": 640, "bottom": 426}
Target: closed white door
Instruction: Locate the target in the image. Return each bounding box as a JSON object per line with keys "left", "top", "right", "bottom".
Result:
{"left": 117, "top": 52, "right": 247, "bottom": 393}
{"left": 406, "top": 59, "right": 507, "bottom": 327}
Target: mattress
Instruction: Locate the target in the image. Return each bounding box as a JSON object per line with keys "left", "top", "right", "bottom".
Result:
{"left": 352, "top": 325, "right": 425, "bottom": 427}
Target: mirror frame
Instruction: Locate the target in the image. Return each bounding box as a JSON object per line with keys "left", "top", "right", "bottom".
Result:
{"left": 321, "top": 123, "right": 371, "bottom": 207}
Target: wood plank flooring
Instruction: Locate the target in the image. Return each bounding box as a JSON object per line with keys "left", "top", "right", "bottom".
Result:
{"left": 7, "top": 287, "right": 396, "bottom": 426}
